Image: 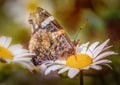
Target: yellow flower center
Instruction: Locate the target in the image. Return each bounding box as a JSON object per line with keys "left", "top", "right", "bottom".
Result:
{"left": 66, "top": 54, "right": 92, "bottom": 69}
{"left": 26, "top": 1, "right": 39, "bottom": 12}
{"left": 0, "top": 46, "right": 13, "bottom": 60}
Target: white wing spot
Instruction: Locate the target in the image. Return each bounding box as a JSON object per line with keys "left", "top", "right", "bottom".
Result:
{"left": 41, "top": 16, "right": 54, "bottom": 28}
{"left": 34, "top": 24, "right": 38, "bottom": 29}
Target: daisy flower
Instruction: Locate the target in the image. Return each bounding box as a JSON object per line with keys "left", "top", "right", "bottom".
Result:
{"left": 3, "top": 0, "right": 40, "bottom": 27}
{"left": 3, "top": 0, "right": 53, "bottom": 27}
{"left": 44, "top": 39, "right": 117, "bottom": 78}
{"left": 0, "top": 36, "right": 34, "bottom": 71}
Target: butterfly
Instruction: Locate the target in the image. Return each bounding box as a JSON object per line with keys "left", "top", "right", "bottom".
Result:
{"left": 28, "top": 7, "right": 78, "bottom": 66}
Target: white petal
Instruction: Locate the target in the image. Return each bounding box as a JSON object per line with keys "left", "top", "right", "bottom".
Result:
{"left": 0, "top": 36, "right": 7, "bottom": 47}
{"left": 14, "top": 53, "right": 34, "bottom": 58}
{"left": 45, "top": 65, "right": 64, "bottom": 75}
{"left": 103, "top": 64, "right": 112, "bottom": 70}
{"left": 93, "top": 39, "right": 110, "bottom": 58}
{"left": 87, "top": 42, "right": 99, "bottom": 52}
{"left": 68, "top": 68, "right": 79, "bottom": 78}
{"left": 15, "top": 62, "right": 33, "bottom": 72}
{"left": 40, "top": 64, "right": 47, "bottom": 73}
{"left": 86, "top": 42, "right": 99, "bottom": 58}
{"left": 90, "top": 65, "right": 102, "bottom": 70}
{"left": 82, "top": 66, "right": 90, "bottom": 70}
{"left": 86, "top": 49, "right": 93, "bottom": 58}
{"left": 44, "top": 61, "right": 54, "bottom": 66}
{"left": 103, "top": 45, "right": 113, "bottom": 51}
{"left": 50, "top": 65, "right": 64, "bottom": 71}
{"left": 93, "top": 51, "right": 117, "bottom": 62}
{"left": 4, "top": 58, "right": 11, "bottom": 63}
{"left": 8, "top": 44, "right": 22, "bottom": 51}
{"left": 58, "top": 67, "right": 69, "bottom": 74}
{"left": 3, "top": 37, "right": 12, "bottom": 48}
{"left": 92, "top": 59, "right": 111, "bottom": 65}
{"left": 45, "top": 66, "right": 53, "bottom": 75}
{"left": 55, "top": 60, "right": 66, "bottom": 65}
{"left": 76, "top": 42, "right": 89, "bottom": 53}
{"left": 13, "top": 57, "right": 31, "bottom": 62}
{"left": 12, "top": 49, "right": 28, "bottom": 55}
{"left": 0, "top": 36, "right": 4, "bottom": 43}
{"left": 76, "top": 46, "right": 83, "bottom": 53}
{"left": 80, "top": 42, "right": 89, "bottom": 54}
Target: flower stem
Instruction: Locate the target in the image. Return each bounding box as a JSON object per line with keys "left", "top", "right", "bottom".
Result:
{"left": 79, "top": 70, "right": 83, "bottom": 85}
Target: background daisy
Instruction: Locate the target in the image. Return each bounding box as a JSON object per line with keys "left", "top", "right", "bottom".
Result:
{"left": 3, "top": 0, "right": 53, "bottom": 27}
{"left": 0, "top": 36, "right": 34, "bottom": 71}
{"left": 3, "top": 0, "right": 40, "bottom": 27}
{"left": 44, "top": 39, "right": 117, "bottom": 78}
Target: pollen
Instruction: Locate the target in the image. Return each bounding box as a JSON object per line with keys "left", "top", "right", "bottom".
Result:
{"left": 0, "top": 46, "right": 13, "bottom": 60}
{"left": 27, "top": 2, "right": 38, "bottom": 12}
{"left": 66, "top": 54, "right": 92, "bottom": 69}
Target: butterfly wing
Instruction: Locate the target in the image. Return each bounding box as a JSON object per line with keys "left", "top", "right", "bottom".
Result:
{"left": 29, "top": 7, "right": 75, "bottom": 65}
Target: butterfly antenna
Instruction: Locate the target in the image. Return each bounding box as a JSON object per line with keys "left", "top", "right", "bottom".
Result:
{"left": 74, "top": 19, "right": 87, "bottom": 41}
{"left": 74, "top": 28, "right": 82, "bottom": 41}
{"left": 73, "top": 21, "right": 87, "bottom": 60}
{"left": 73, "top": 28, "right": 81, "bottom": 61}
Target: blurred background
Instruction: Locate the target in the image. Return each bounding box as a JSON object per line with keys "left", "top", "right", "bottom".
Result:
{"left": 0, "top": 0, "right": 120, "bottom": 85}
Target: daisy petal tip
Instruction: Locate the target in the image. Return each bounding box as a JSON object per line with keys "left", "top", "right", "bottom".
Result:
{"left": 106, "top": 39, "right": 110, "bottom": 42}
{"left": 95, "top": 67, "right": 102, "bottom": 70}
{"left": 44, "top": 67, "right": 52, "bottom": 75}
{"left": 68, "top": 73, "right": 76, "bottom": 78}
{"left": 45, "top": 71, "right": 49, "bottom": 75}
{"left": 110, "top": 52, "right": 118, "bottom": 56}
{"left": 108, "top": 60, "right": 112, "bottom": 63}
{"left": 69, "top": 76, "right": 74, "bottom": 78}
{"left": 104, "top": 64, "right": 113, "bottom": 70}
{"left": 58, "top": 71, "right": 62, "bottom": 74}
{"left": 103, "top": 39, "right": 110, "bottom": 45}
{"left": 68, "top": 69, "right": 79, "bottom": 78}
